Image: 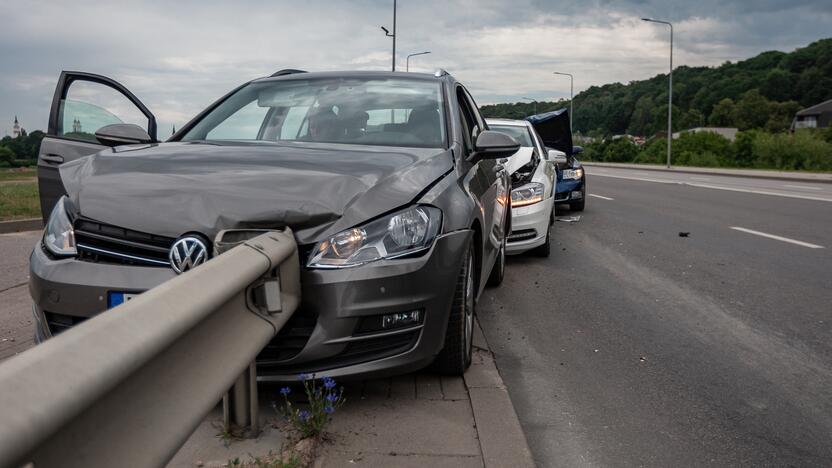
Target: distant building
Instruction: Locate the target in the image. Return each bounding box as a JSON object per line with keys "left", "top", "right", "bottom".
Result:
{"left": 792, "top": 99, "right": 832, "bottom": 130}
{"left": 72, "top": 118, "right": 82, "bottom": 133}
{"left": 12, "top": 115, "right": 25, "bottom": 138}
{"left": 672, "top": 127, "right": 738, "bottom": 142}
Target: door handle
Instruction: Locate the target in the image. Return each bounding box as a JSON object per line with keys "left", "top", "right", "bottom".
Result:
{"left": 41, "top": 154, "right": 64, "bottom": 164}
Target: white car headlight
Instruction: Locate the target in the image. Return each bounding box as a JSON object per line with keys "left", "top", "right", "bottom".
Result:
{"left": 511, "top": 182, "right": 545, "bottom": 207}
{"left": 563, "top": 168, "right": 584, "bottom": 180}
{"left": 308, "top": 206, "right": 442, "bottom": 268}
{"left": 43, "top": 197, "right": 77, "bottom": 257}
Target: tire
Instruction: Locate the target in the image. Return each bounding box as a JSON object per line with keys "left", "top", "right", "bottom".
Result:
{"left": 486, "top": 230, "right": 506, "bottom": 287}
{"left": 532, "top": 224, "right": 551, "bottom": 258}
{"left": 431, "top": 243, "right": 476, "bottom": 375}
{"left": 570, "top": 180, "right": 586, "bottom": 211}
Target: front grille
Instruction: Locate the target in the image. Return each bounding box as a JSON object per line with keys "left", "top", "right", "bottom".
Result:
{"left": 258, "top": 328, "right": 420, "bottom": 374}
{"left": 341, "top": 329, "right": 419, "bottom": 361}
{"left": 257, "top": 308, "right": 318, "bottom": 364}
{"left": 44, "top": 311, "right": 88, "bottom": 336}
{"left": 74, "top": 218, "right": 174, "bottom": 267}
{"left": 555, "top": 191, "right": 570, "bottom": 201}
{"left": 508, "top": 229, "right": 536, "bottom": 242}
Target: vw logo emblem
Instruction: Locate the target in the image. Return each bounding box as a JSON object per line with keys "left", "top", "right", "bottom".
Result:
{"left": 169, "top": 236, "right": 209, "bottom": 274}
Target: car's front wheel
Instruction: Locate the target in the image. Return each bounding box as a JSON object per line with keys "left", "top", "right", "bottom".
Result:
{"left": 431, "top": 243, "right": 475, "bottom": 375}
{"left": 532, "top": 220, "right": 552, "bottom": 257}
{"left": 570, "top": 180, "right": 586, "bottom": 211}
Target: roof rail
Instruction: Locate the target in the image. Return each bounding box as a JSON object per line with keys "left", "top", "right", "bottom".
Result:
{"left": 270, "top": 69, "right": 307, "bottom": 77}
{"left": 434, "top": 68, "right": 449, "bottom": 78}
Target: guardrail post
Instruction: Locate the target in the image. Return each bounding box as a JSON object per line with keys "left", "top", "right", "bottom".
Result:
{"left": 224, "top": 361, "right": 259, "bottom": 437}
{"left": 215, "top": 229, "right": 299, "bottom": 439}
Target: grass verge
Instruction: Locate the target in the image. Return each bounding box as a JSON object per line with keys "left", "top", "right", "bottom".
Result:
{"left": 0, "top": 168, "right": 37, "bottom": 182}
{"left": 0, "top": 182, "right": 41, "bottom": 221}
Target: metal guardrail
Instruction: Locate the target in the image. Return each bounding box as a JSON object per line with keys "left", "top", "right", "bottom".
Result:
{"left": 0, "top": 230, "right": 300, "bottom": 468}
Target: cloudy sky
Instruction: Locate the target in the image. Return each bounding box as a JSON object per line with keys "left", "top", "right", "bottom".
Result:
{"left": 1, "top": 0, "right": 830, "bottom": 137}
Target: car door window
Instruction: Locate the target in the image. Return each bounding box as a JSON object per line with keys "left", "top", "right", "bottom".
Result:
{"left": 59, "top": 80, "right": 150, "bottom": 142}
{"left": 456, "top": 87, "right": 480, "bottom": 154}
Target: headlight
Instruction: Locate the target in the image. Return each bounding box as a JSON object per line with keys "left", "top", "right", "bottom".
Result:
{"left": 43, "top": 197, "right": 76, "bottom": 257}
{"left": 308, "top": 206, "right": 442, "bottom": 268}
{"left": 563, "top": 168, "right": 584, "bottom": 180}
{"left": 511, "top": 182, "right": 544, "bottom": 207}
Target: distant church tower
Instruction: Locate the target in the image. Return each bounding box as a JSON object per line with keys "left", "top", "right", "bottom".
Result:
{"left": 72, "top": 118, "right": 82, "bottom": 134}
{"left": 12, "top": 116, "right": 22, "bottom": 138}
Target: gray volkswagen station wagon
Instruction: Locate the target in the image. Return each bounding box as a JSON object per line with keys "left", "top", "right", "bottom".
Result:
{"left": 30, "top": 69, "right": 519, "bottom": 380}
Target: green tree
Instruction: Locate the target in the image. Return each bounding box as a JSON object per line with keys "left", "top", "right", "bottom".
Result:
{"left": 708, "top": 98, "right": 736, "bottom": 126}
{"left": 733, "top": 90, "right": 772, "bottom": 130}
{"left": 0, "top": 146, "right": 14, "bottom": 166}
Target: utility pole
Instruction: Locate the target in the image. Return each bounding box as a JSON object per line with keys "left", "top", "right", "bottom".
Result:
{"left": 553, "top": 72, "right": 574, "bottom": 133}
{"left": 381, "top": 0, "right": 397, "bottom": 71}
{"left": 642, "top": 17, "right": 673, "bottom": 168}
{"left": 406, "top": 51, "right": 431, "bottom": 72}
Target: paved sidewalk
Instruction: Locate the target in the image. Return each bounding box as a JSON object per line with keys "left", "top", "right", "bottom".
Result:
{"left": 583, "top": 161, "right": 832, "bottom": 183}
{"left": 169, "top": 319, "right": 535, "bottom": 467}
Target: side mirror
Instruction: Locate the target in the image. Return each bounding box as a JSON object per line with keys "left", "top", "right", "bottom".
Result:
{"left": 473, "top": 130, "right": 521, "bottom": 160}
{"left": 572, "top": 145, "right": 584, "bottom": 155}
{"left": 95, "top": 123, "right": 154, "bottom": 146}
{"left": 548, "top": 149, "right": 567, "bottom": 165}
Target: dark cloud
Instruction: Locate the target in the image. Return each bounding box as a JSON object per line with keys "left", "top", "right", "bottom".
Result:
{"left": 0, "top": 0, "right": 829, "bottom": 135}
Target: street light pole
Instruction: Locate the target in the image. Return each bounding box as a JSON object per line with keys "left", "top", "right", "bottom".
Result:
{"left": 381, "top": 0, "right": 397, "bottom": 71}
{"left": 642, "top": 17, "right": 673, "bottom": 168}
{"left": 522, "top": 97, "right": 537, "bottom": 115}
{"left": 553, "top": 72, "right": 573, "bottom": 133}
{"left": 406, "top": 51, "right": 431, "bottom": 72}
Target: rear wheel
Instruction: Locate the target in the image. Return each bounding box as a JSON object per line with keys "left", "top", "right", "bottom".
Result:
{"left": 431, "top": 244, "right": 476, "bottom": 375}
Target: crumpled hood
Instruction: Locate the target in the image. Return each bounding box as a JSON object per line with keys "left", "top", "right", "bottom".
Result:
{"left": 60, "top": 141, "right": 453, "bottom": 244}
{"left": 505, "top": 147, "right": 534, "bottom": 175}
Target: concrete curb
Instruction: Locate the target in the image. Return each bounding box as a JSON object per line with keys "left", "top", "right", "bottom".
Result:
{"left": 465, "top": 318, "right": 536, "bottom": 467}
{"left": 583, "top": 162, "right": 832, "bottom": 184}
{"left": 0, "top": 218, "right": 42, "bottom": 234}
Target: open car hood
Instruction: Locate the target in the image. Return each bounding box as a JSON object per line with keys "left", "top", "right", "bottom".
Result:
{"left": 526, "top": 108, "right": 573, "bottom": 156}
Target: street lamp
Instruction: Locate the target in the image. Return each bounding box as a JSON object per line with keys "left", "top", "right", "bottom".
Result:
{"left": 380, "top": 0, "right": 397, "bottom": 71}
{"left": 521, "top": 97, "right": 538, "bottom": 115}
{"left": 642, "top": 17, "right": 673, "bottom": 168}
{"left": 406, "top": 51, "right": 431, "bottom": 72}
{"left": 552, "top": 72, "right": 573, "bottom": 134}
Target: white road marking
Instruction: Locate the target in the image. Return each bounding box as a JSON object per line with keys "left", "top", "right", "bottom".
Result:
{"left": 589, "top": 194, "right": 614, "bottom": 200}
{"left": 588, "top": 172, "right": 832, "bottom": 203}
{"left": 730, "top": 227, "right": 824, "bottom": 249}
{"left": 782, "top": 184, "right": 824, "bottom": 191}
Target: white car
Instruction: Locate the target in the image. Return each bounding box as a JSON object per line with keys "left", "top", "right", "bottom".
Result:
{"left": 487, "top": 119, "right": 565, "bottom": 257}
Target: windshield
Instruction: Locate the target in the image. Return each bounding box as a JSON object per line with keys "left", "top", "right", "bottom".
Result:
{"left": 490, "top": 124, "right": 534, "bottom": 147}
{"left": 181, "top": 77, "right": 446, "bottom": 148}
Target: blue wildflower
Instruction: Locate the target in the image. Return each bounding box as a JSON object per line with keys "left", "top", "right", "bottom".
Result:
{"left": 324, "top": 406, "right": 335, "bottom": 414}
{"left": 298, "top": 409, "right": 311, "bottom": 421}
{"left": 298, "top": 373, "right": 312, "bottom": 381}
{"left": 323, "top": 377, "right": 336, "bottom": 389}
{"left": 326, "top": 393, "right": 339, "bottom": 403}
{"left": 280, "top": 387, "right": 291, "bottom": 396}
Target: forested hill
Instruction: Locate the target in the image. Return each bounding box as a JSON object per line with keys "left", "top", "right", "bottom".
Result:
{"left": 480, "top": 38, "right": 832, "bottom": 137}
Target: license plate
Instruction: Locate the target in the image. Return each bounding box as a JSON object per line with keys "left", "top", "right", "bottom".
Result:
{"left": 108, "top": 292, "right": 139, "bottom": 308}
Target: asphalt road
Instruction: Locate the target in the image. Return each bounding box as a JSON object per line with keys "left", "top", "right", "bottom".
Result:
{"left": 1, "top": 167, "right": 830, "bottom": 466}
{"left": 0, "top": 231, "right": 38, "bottom": 360}
{"left": 478, "top": 166, "right": 832, "bottom": 467}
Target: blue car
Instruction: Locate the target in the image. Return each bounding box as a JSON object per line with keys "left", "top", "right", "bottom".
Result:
{"left": 526, "top": 109, "right": 586, "bottom": 212}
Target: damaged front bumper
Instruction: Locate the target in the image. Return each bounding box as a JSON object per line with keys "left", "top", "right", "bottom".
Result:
{"left": 29, "top": 230, "right": 471, "bottom": 382}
